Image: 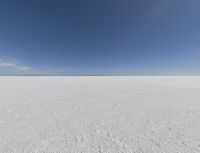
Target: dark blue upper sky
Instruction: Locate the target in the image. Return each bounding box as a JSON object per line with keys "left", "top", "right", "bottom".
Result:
{"left": 0, "top": 0, "right": 200, "bottom": 75}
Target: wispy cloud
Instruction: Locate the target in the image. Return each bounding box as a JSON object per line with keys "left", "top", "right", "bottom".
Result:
{"left": 0, "top": 58, "right": 74, "bottom": 75}
{"left": 0, "top": 58, "right": 32, "bottom": 75}
{"left": 0, "top": 60, "right": 30, "bottom": 71}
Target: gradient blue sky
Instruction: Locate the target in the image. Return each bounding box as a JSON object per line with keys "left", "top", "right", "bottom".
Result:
{"left": 0, "top": 0, "right": 200, "bottom": 75}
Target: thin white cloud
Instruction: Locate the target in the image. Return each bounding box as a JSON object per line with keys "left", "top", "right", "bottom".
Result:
{"left": 0, "top": 58, "right": 73, "bottom": 75}
{"left": 0, "top": 61, "right": 30, "bottom": 71}
{"left": 0, "top": 58, "right": 32, "bottom": 75}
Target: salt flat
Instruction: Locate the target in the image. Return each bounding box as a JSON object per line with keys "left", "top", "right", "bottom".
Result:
{"left": 0, "top": 76, "right": 200, "bottom": 153}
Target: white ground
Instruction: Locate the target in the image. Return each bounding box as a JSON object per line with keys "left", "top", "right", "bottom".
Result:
{"left": 0, "top": 76, "right": 200, "bottom": 153}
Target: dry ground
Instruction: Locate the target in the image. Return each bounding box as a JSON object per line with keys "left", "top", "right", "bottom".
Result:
{"left": 0, "top": 76, "right": 200, "bottom": 153}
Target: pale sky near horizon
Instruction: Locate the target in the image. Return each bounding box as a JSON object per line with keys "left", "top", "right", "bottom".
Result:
{"left": 0, "top": 0, "right": 200, "bottom": 75}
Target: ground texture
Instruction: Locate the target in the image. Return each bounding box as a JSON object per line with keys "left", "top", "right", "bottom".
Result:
{"left": 0, "top": 76, "right": 200, "bottom": 153}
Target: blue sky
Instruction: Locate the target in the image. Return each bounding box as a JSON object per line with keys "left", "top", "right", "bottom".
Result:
{"left": 0, "top": 0, "right": 200, "bottom": 75}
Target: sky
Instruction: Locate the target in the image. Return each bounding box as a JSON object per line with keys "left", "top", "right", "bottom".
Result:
{"left": 0, "top": 0, "right": 200, "bottom": 75}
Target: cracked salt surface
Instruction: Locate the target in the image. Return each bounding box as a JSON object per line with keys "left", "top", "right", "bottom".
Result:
{"left": 0, "top": 76, "right": 200, "bottom": 153}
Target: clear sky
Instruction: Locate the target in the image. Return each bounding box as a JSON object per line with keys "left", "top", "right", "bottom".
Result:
{"left": 0, "top": 0, "right": 200, "bottom": 75}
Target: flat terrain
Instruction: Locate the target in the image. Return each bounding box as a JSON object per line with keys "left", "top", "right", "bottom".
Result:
{"left": 0, "top": 76, "right": 200, "bottom": 153}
